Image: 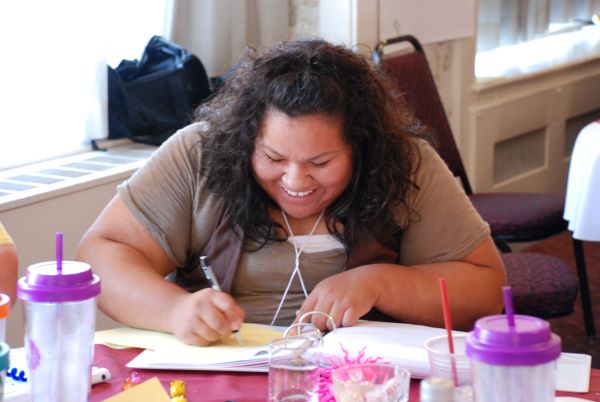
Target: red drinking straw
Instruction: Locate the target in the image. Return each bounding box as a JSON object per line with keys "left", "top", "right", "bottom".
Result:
{"left": 439, "top": 276, "right": 459, "bottom": 386}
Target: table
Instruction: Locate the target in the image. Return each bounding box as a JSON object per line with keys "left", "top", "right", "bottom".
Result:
{"left": 91, "top": 344, "right": 600, "bottom": 402}
{"left": 563, "top": 119, "right": 600, "bottom": 341}
{"left": 564, "top": 120, "right": 600, "bottom": 242}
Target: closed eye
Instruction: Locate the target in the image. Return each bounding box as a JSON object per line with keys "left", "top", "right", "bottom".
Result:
{"left": 266, "top": 154, "right": 284, "bottom": 163}
{"left": 310, "top": 160, "right": 329, "bottom": 167}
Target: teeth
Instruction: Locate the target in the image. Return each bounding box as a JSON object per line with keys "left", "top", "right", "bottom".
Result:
{"left": 284, "top": 188, "right": 314, "bottom": 197}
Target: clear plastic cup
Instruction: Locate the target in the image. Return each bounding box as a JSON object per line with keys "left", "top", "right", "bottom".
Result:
{"left": 424, "top": 333, "right": 473, "bottom": 401}
{"left": 0, "top": 294, "right": 9, "bottom": 343}
{"left": 268, "top": 336, "right": 321, "bottom": 402}
{"left": 17, "top": 260, "right": 101, "bottom": 402}
{"left": 420, "top": 377, "right": 455, "bottom": 402}
{"left": 332, "top": 363, "right": 411, "bottom": 402}
{"left": 466, "top": 314, "right": 561, "bottom": 402}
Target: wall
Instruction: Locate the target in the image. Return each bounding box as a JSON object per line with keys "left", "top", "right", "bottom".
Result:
{"left": 417, "top": 38, "right": 600, "bottom": 194}
{"left": 468, "top": 57, "right": 600, "bottom": 193}
{"left": 315, "top": 0, "right": 600, "bottom": 195}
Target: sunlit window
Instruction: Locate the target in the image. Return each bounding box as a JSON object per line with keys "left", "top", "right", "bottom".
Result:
{"left": 476, "top": 0, "right": 600, "bottom": 79}
{"left": 0, "top": 0, "right": 170, "bottom": 171}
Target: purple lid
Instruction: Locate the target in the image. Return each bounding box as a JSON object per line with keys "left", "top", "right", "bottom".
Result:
{"left": 17, "top": 260, "right": 101, "bottom": 302}
{"left": 465, "top": 314, "right": 561, "bottom": 366}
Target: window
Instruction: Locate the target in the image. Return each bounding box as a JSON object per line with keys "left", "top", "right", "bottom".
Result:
{"left": 0, "top": 0, "right": 170, "bottom": 171}
{"left": 476, "top": 0, "right": 600, "bottom": 79}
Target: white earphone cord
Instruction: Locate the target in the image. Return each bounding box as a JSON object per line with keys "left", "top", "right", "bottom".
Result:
{"left": 270, "top": 209, "right": 325, "bottom": 326}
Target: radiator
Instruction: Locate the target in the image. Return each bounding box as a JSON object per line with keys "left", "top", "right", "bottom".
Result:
{"left": 0, "top": 142, "right": 155, "bottom": 347}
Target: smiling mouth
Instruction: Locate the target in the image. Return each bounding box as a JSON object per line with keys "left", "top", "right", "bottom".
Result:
{"left": 283, "top": 188, "right": 316, "bottom": 197}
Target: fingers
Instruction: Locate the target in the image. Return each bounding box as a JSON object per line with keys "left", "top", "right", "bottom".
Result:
{"left": 340, "top": 307, "right": 360, "bottom": 327}
{"left": 172, "top": 289, "right": 245, "bottom": 346}
{"left": 298, "top": 289, "right": 368, "bottom": 331}
{"left": 297, "top": 300, "right": 339, "bottom": 331}
{"left": 202, "top": 295, "right": 237, "bottom": 335}
{"left": 212, "top": 291, "right": 245, "bottom": 331}
{"left": 178, "top": 319, "right": 222, "bottom": 346}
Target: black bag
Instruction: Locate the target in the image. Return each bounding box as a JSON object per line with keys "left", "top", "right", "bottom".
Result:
{"left": 106, "top": 36, "right": 211, "bottom": 146}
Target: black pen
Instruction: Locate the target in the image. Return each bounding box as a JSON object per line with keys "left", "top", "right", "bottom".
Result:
{"left": 199, "top": 256, "right": 243, "bottom": 345}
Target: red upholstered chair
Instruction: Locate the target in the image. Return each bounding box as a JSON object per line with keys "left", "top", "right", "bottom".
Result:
{"left": 373, "top": 35, "right": 584, "bottom": 331}
{"left": 503, "top": 253, "right": 577, "bottom": 318}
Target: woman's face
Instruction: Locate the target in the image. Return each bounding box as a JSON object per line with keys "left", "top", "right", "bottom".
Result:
{"left": 251, "top": 109, "right": 353, "bottom": 220}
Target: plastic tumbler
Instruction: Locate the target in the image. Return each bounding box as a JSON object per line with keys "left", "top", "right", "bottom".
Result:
{"left": 17, "top": 260, "right": 101, "bottom": 402}
{"left": 465, "top": 314, "right": 561, "bottom": 402}
{"left": 420, "top": 377, "right": 455, "bottom": 402}
{"left": 0, "top": 294, "right": 9, "bottom": 342}
{"left": 268, "top": 336, "right": 321, "bottom": 402}
{"left": 424, "top": 333, "right": 473, "bottom": 401}
{"left": 0, "top": 342, "right": 8, "bottom": 401}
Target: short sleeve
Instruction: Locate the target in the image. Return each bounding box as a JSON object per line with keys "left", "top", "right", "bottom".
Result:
{"left": 117, "top": 122, "right": 221, "bottom": 267}
{"left": 399, "top": 140, "right": 490, "bottom": 266}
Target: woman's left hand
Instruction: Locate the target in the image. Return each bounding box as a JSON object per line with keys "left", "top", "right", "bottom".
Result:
{"left": 296, "top": 267, "right": 380, "bottom": 331}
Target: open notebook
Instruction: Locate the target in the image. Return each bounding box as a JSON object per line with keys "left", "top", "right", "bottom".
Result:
{"left": 94, "top": 320, "right": 592, "bottom": 392}
{"left": 95, "top": 321, "right": 455, "bottom": 377}
{"left": 95, "top": 323, "right": 284, "bottom": 372}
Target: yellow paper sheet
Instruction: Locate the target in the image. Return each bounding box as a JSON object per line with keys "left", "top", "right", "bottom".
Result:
{"left": 101, "top": 377, "right": 171, "bottom": 402}
{"left": 95, "top": 323, "right": 283, "bottom": 349}
{"left": 94, "top": 323, "right": 284, "bottom": 366}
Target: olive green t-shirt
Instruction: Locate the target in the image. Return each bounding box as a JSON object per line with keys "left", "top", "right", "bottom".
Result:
{"left": 118, "top": 122, "right": 489, "bottom": 325}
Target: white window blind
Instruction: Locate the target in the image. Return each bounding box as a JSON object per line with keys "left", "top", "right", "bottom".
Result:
{"left": 476, "top": 0, "right": 600, "bottom": 79}
{"left": 478, "top": 0, "right": 600, "bottom": 51}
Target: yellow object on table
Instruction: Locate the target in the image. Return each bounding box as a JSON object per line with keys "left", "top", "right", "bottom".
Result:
{"left": 170, "top": 379, "right": 186, "bottom": 398}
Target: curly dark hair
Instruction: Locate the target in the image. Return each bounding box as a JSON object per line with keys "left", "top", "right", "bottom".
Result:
{"left": 194, "top": 39, "right": 426, "bottom": 252}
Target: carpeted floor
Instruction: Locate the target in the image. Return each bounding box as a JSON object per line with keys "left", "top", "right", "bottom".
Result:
{"left": 522, "top": 231, "right": 600, "bottom": 368}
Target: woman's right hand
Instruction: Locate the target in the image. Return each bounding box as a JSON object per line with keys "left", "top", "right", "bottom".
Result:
{"left": 169, "top": 288, "right": 245, "bottom": 346}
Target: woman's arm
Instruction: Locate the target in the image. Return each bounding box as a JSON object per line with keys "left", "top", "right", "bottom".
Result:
{"left": 298, "top": 235, "right": 505, "bottom": 331}
{"left": 0, "top": 243, "right": 18, "bottom": 303}
{"left": 76, "top": 195, "right": 244, "bottom": 345}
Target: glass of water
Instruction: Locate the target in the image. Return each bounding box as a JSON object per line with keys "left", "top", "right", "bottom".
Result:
{"left": 332, "top": 363, "right": 411, "bottom": 402}
{"left": 268, "top": 336, "right": 321, "bottom": 402}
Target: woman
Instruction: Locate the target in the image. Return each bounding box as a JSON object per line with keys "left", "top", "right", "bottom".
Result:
{"left": 77, "top": 40, "right": 505, "bottom": 346}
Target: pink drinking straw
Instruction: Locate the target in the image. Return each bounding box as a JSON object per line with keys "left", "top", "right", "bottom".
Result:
{"left": 56, "top": 231, "right": 63, "bottom": 272}
{"left": 439, "top": 276, "right": 459, "bottom": 386}
{"left": 503, "top": 286, "right": 516, "bottom": 328}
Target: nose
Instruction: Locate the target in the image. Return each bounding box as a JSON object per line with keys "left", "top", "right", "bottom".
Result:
{"left": 282, "top": 163, "right": 311, "bottom": 190}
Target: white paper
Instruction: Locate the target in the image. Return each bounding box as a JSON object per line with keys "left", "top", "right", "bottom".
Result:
{"left": 127, "top": 348, "right": 270, "bottom": 372}
{"left": 556, "top": 352, "right": 592, "bottom": 393}
{"left": 95, "top": 323, "right": 284, "bottom": 373}
{"left": 321, "top": 320, "right": 455, "bottom": 379}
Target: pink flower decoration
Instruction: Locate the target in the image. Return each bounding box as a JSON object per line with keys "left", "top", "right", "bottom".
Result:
{"left": 317, "top": 345, "right": 386, "bottom": 402}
